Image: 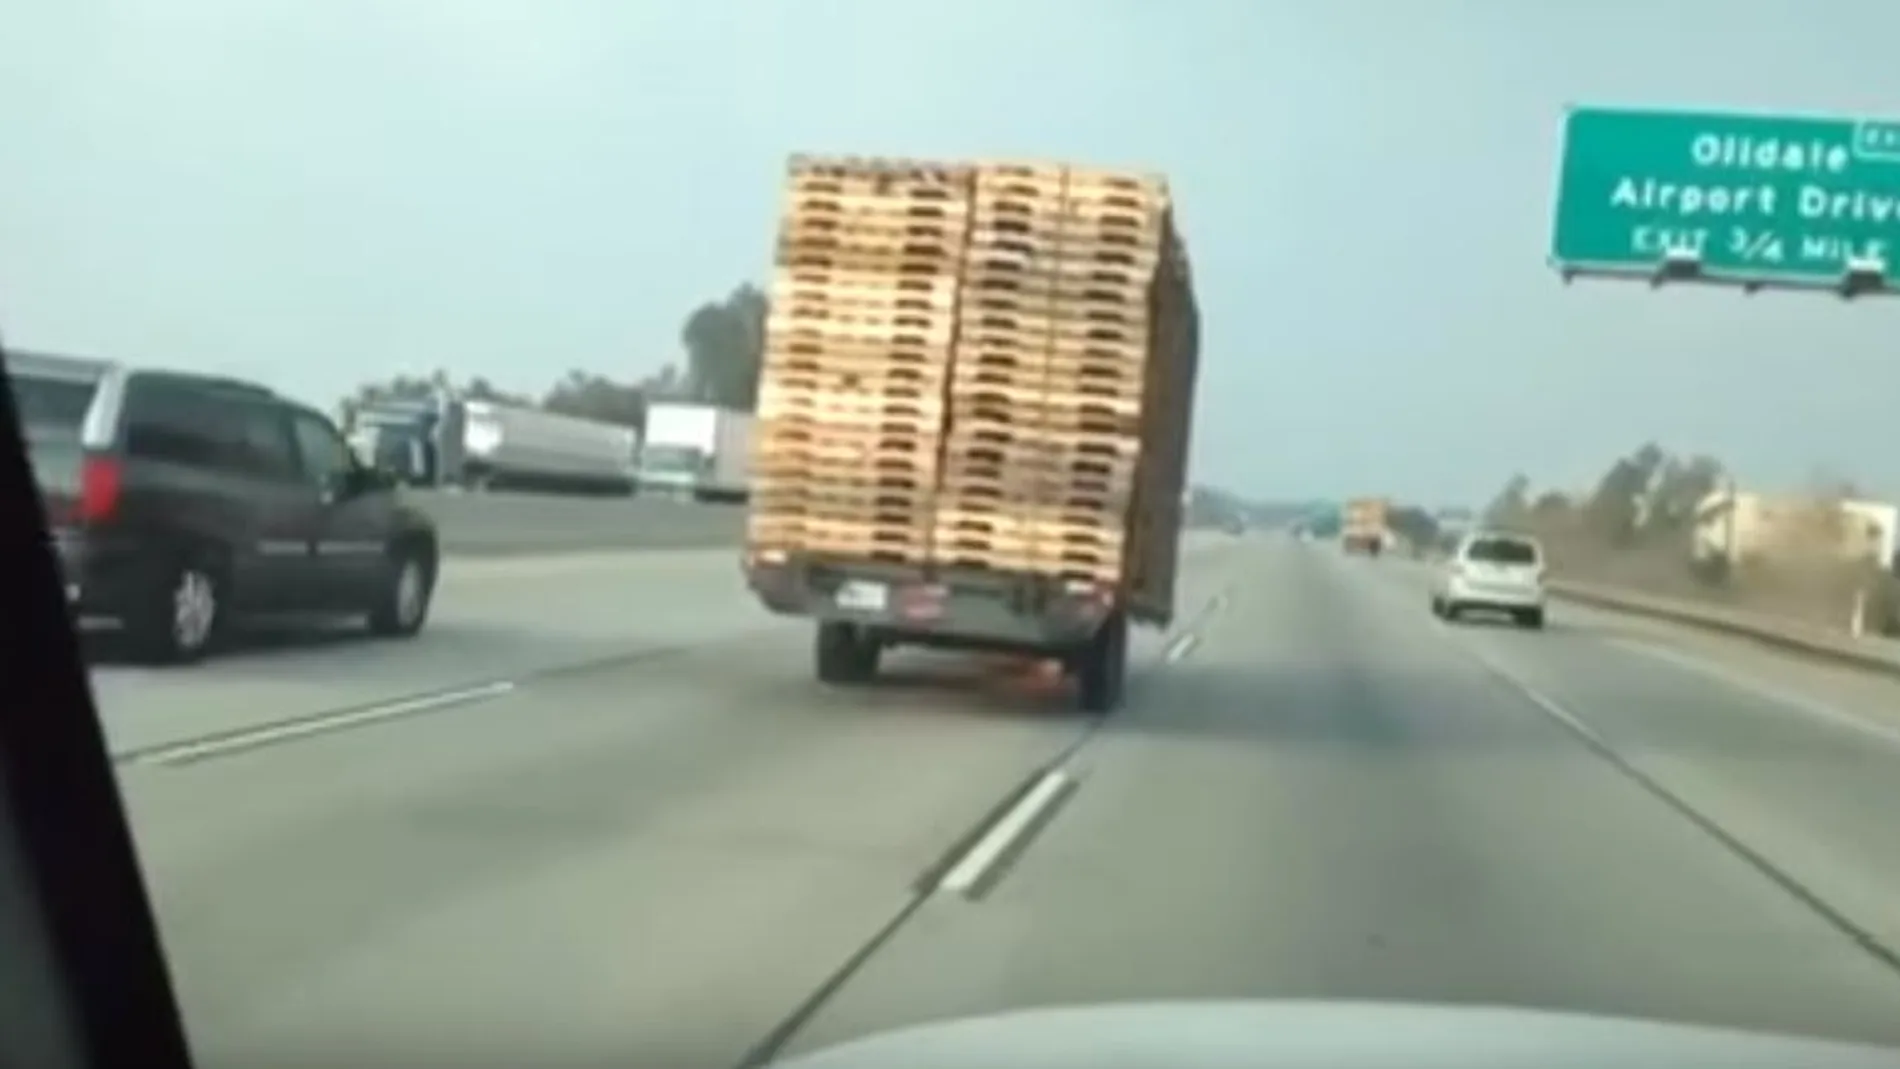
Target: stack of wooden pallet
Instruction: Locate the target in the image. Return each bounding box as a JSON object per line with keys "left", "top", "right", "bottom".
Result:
{"left": 748, "top": 156, "right": 973, "bottom": 564}
{"left": 930, "top": 162, "right": 1184, "bottom": 585}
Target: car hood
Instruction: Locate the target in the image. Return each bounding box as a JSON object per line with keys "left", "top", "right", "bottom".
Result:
{"left": 772, "top": 1000, "right": 1900, "bottom": 1069}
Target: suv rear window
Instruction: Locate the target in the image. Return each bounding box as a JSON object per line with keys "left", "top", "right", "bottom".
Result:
{"left": 1465, "top": 537, "right": 1539, "bottom": 565}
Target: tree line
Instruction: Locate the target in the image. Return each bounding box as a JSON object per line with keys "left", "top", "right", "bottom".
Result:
{"left": 1483, "top": 442, "right": 1730, "bottom": 553}
{"left": 1477, "top": 444, "right": 1900, "bottom": 633}
{"left": 340, "top": 283, "right": 767, "bottom": 430}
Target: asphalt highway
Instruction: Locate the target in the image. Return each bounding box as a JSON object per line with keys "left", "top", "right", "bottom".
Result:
{"left": 98, "top": 534, "right": 1900, "bottom": 1067}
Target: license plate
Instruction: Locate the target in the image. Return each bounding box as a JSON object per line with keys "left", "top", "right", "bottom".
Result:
{"left": 835, "top": 580, "right": 889, "bottom": 612}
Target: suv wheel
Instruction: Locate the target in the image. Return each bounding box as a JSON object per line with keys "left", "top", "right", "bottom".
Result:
{"left": 368, "top": 546, "right": 434, "bottom": 637}
{"left": 131, "top": 558, "right": 221, "bottom": 665}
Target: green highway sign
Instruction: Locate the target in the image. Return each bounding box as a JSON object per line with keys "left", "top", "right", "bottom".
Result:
{"left": 1550, "top": 106, "right": 1900, "bottom": 289}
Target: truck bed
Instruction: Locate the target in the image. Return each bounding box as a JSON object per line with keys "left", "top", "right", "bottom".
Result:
{"left": 746, "top": 552, "right": 1160, "bottom": 655}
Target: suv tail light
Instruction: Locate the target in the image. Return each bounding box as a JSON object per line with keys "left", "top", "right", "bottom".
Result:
{"left": 78, "top": 455, "right": 123, "bottom": 523}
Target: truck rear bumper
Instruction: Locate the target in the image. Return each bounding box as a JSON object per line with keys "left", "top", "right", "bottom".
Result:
{"left": 745, "top": 554, "right": 1115, "bottom": 653}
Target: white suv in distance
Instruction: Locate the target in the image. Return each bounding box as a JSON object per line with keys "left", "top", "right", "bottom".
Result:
{"left": 1431, "top": 530, "right": 1546, "bottom": 629}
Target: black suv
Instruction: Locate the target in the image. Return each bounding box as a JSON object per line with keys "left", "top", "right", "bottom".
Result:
{"left": 9, "top": 351, "right": 440, "bottom": 664}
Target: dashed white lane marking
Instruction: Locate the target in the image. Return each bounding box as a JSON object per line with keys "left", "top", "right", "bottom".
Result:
{"left": 129, "top": 680, "right": 519, "bottom": 766}
{"left": 936, "top": 767, "right": 1073, "bottom": 896}
{"left": 1607, "top": 637, "right": 1900, "bottom": 755}
{"left": 1163, "top": 632, "right": 1200, "bottom": 663}
{"left": 1470, "top": 650, "right": 1616, "bottom": 752}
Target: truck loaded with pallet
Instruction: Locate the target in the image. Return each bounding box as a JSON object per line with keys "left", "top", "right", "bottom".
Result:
{"left": 741, "top": 155, "right": 1201, "bottom": 713}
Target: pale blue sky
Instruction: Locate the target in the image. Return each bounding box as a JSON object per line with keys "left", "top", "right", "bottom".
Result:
{"left": 3, "top": 1, "right": 1898, "bottom": 506}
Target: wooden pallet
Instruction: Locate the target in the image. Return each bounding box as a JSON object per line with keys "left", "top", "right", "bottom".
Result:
{"left": 958, "top": 292, "right": 1149, "bottom": 323}
{"left": 754, "top": 440, "right": 939, "bottom": 467}
{"left": 938, "top": 436, "right": 1132, "bottom": 467}
{"left": 930, "top": 526, "right": 1126, "bottom": 558}
{"left": 770, "top": 268, "right": 960, "bottom": 309}
{"left": 752, "top": 525, "right": 935, "bottom": 549}
{"left": 960, "top": 279, "right": 1154, "bottom": 314}
{"left": 759, "top": 351, "right": 947, "bottom": 379}
{"left": 974, "top": 160, "right": 1168, "bottom": 191}
{"left": 934, "top": 495, "right": 1132, "bottom": 524}
{"left": 937, "top": 463, "right": 1137, "bottom": 493}
{"left": 754, "top": 440, "right": 938, "bottom": 471}
{"left": 947, "top": 387, "right": 1144, "bottom": 417}
{"left": 950, "top": 364, "right": 1145, "bottom": 397}
{"left": 930, "top": 540, "right": 1128, "bottom": 573}
{"left": 953, "top": 347, "right": 1145, "bottom": 380}
{"left": 938, "top": 454, "right": 1136, "bottom": 488}
{"left": 781, "top": 190, "right": 970, "bottom": 222}
{"left": 935, "top": 477, "right": 1132, "bottom": 511}
{"left": 767, "top": 312, "right": 957, "bottom": 347}
{"left": 762, "top": 338, "right": 950, "bottom": 367}
{"left": 752, "top": 497, "right": 938, "bottom": 527}
{"left": 947, "top": 333, "right": 1151, "bottom": 367}
{"left": 776, "top": 230, "right": 962, "bottom": 261}
{"left": 932, "top": 489, "right": 1131, "bottom": 520}
{"left": 748, "top": 517, "right": 933, "bottom": 559}
{"left": 941, "top": 421, "right": 1141, "bottom": 454}
{"left": 785, "top": 155, "right": 972, "bottom": 188}
{"left": 962, "top": 240, "right": 1161, "bottom": 276}
{"left": 927, "top": 540, "right": 1127, "bottom": 576}
{"left": 956, "top": 310, "right": 1147, "bottom": 347}
{"left": 775, "top": 243, "right": 967, "bottom": 273}
{"left": 764, "top": 332, "right": 955, "bottom": 362}
{"left": 953, "top": 318, "right": 1150, "bottom": 349}
{"left": 946, "top": 398, "right": 1142, "bottom": 433}
{"left": 778, "top": 215, "right": 966, "bottom": 246}
{"left": 757, "top": 394, "right": 943, "bottom": 424}
{"left": 963, "top": 208, "right": 1171, "bottom": 253}
{"left": 758, "top": 374, "right": 946, "bottom": 406}
{"left": 757, "top": 409, "right": 944, "bottom": 434}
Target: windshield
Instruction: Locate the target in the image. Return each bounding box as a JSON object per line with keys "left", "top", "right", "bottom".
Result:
{"left": 1465, "top": 537, "right": 1539, "bottom": 565}
{"left": 363, "top": 424, "right": 426, "bottom": 471}
{"left": 10, "top": 7, "right": 1900, "bottom": 1068}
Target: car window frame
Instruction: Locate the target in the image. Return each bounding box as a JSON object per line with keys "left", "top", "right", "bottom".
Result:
{"left": 286, "top": 406, "right": 358, "bottom": 490}
{"left": 227, "top": 400, "right": 303, "bottom": 483}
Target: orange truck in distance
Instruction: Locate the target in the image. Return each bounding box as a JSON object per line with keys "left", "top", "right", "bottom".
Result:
{"left": 1341, "top": 497, "right": 1389, "bottom": 556}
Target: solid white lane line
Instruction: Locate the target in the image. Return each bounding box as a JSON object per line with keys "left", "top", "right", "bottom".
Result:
{"left": 132, "top": 680, "right": 519, "bottom": 766}
{"left": 936, "top": 768, "right": 1072, "bottom": 896}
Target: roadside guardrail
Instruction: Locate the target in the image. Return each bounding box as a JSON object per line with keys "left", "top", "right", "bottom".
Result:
{"left": 1547, "top": 578, "right": 1900, "bottom": 679}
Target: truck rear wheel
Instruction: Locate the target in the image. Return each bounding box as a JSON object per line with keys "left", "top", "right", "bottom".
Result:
{"left": 814, "top": 621, "right": 879, "bottom": 684}
{"left": 1074, "top": 613, "right": 1128, "bottom": 714}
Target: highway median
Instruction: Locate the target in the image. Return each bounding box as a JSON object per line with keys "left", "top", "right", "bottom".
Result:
{"left": 413, "top": 490, "right": 1245, "bottom": 562}
{"left": 407, "top": 490, "right": 746, "bottom": 558}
